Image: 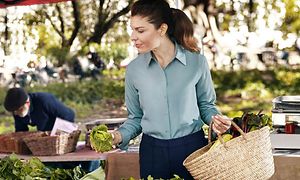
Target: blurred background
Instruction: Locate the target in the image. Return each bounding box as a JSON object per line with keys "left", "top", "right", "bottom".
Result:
{"left": 0, "top": 0, "right": 299, "bottom": 134}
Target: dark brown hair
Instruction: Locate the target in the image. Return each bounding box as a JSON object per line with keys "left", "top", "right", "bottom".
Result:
{"left": 131, "top": 0, "right": 200, "bottom": 52}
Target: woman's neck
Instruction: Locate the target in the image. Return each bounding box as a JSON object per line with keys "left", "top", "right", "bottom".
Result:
{"left": 152, "top": 38, "right": 175, "bottom": 68}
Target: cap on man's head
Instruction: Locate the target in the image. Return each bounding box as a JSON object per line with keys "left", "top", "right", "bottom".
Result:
{"left": 4, "top": 88, "right": 28, "bottom": 112}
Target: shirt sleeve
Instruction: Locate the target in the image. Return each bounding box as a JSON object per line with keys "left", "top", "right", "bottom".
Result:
{"left": 14, "top": 115, "right": 29, "bottom": 132}
{"left": 117, "top": 69, "right": 143, "bottom": 150}
{"left": 45, "top": 94, "right": 75, "bottom": 122}
{"left": 196, "top": 55, "right": 220, "bottom": 125}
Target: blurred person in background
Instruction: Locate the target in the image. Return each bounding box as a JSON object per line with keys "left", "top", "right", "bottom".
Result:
{"left": 87, "top": 51, "right": 106, "bottom": 79}
{"left": 4, "top": 88, "right": 100, "bottom": 172}
{"left": 3, "top": 88, "right": 100, "bottom": 172}
{"left": 4, "top": 87, "right": 75, "bottom": 132}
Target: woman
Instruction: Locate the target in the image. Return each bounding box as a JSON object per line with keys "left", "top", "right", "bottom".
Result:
{"left": 112, "top": 0, "right": 231, "bottom": 179}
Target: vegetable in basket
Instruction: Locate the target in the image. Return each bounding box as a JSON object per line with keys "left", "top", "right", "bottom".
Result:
{"left": 209, "top": 111, "right": 272, "bottom": 151}
{"left": 232, "top": 111, "right": 272, "bottom": 137}
{"left": 209, "top": 134, "right": 233, "bottom": 150}
{"left": 90, "top": 124, "right": 113, "bottom": 153}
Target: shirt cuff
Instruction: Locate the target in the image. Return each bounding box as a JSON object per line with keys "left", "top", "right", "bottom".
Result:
{"left": 205, "top": 110, "right": 219, "bottom": 125}
{"left": 116, "top": 127, "right": 131, "bottom": 150}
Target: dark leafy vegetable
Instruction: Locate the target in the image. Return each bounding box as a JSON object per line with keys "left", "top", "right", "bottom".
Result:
{"left": 231, "top": 111, "right": 272, "bottom": 137}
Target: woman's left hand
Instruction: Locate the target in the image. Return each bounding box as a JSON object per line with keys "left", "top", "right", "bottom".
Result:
{"left": 212, "top": 114, "right": 232, "bottom": 135}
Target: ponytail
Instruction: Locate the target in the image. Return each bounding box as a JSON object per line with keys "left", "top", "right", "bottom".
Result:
{"left": 171, "top": 8, "right": 200, "bottom": 53}
{"left": 131, "top": 0, "right": 200, "bottom": 53}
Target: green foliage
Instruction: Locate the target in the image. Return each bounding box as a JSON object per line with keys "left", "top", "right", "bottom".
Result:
{"left": 0, "top": 116, "right": 14, "bottom": 134}
{"left": 0, "top": 154, "right": 86, "bottom": 180}
{"left": 26, "top": 78, "right": 124, "bottom": 119}
{"left": 281, "top": 0, "right": 300, "bottom": 36}
{"left": 80, "top": 167, "right": 105, "bottom": 180}
{"left": 35, "top": 25, "right": 65, "bottom": 63}
{"left": 0, "top": 86, "right": 8, "bottom": 115}
{"left": 90, "top": 124, "right": 113, "bottom": 153}
{"left": 80, "top": 42, "right": 129, "bottom": 66}
{"left": 46, "top": 46, "right": 71, "bottom": 66}
{"left": 212, "top": 67, "right": 300, "bottom": 117}
{"left": 232, "top": 112, "right": 272, "bottom": 136}
{"left": 0, "top": 67, "right": 300, "bottom": 134}
{"left": 212, "top": 68, "right": 300, "bottom": 95}
{"left": 27, "top": 78, "right": 124, "bottom": 105}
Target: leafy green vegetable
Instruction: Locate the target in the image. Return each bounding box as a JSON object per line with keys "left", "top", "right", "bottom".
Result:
{"left": 231, "top": 111, "right": 272, "bottom": 137}
{"left": 0, "top": 154, "right": 86, "bottom": 180}
{"left": 90, "top": 124, "right": 113, "bottom": 153}
{"left": 170, "top": 174, "right": 184, "bottom": 180}
{"left": 80, "top": 167, "right": 105, "bottom": 180}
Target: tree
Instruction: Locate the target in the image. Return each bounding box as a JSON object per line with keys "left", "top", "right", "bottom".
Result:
{"left": 3, "top": 11, "right": 9, "bottom": 55}
{"left": 281, "top": 0, "right": 300, "bottom": 36}
{"left": 43, "top": 0, "right": 80, "bottom": 50}
{"left": 87, "top": 0, "right": 134, "bottom": 44}
{"left": 39, "top": 0, "right": 134, "bottom": 47}
{"left": 14, "top": 0, "right": 133, "bottom": 66}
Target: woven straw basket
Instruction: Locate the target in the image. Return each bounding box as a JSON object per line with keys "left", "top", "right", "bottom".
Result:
{"left": 24, "top": 130, "right": 81, "bottom": 156}
{"left": 183, "top": 121, "right": 275, "bottom": 180}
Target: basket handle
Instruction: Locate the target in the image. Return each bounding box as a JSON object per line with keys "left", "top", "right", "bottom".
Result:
{"left": 208, "top": 119, "right": 246, "bottom": 144}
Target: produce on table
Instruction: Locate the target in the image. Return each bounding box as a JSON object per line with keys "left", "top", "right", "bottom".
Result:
{"left": 90, "top": 124, "right": 113, "bottom": 153}
{"left": 209, "top": 111, "right": 272, "bottom": 150}
{"left": 0, "top": 154, "right": 86, "bottom": 180}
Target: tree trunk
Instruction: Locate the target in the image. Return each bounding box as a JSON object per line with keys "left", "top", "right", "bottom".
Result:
{"left": 88, "top": 0, "right": 134, "bottom": 44}
{"left": 247, "top": 0, "right": 254, "bottom": 32}
{"left": 4, "top": 12, "right": 9, "bottom": 55}
{"left": 44, "top": 1, "right": 80, "bottom": 49}
{"left": 68, "top": 0, "right": 80, "bottom": 46}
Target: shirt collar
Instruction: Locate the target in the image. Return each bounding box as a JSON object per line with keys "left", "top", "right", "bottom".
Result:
{"left": 145, "top": 41, "right": 187, "bottom": 66}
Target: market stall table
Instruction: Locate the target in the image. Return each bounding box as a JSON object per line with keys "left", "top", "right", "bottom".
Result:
{"left": 0, "top": 142, "right": 140, "bottom": 179}
{"left": 2, "top": 142, "right": 300, "bottom": 179}
{"left": 0, "top": 143, "right": 121, "bottom": 162}
{"left": 270, "top": 150, "right": 300, "bottom": 180}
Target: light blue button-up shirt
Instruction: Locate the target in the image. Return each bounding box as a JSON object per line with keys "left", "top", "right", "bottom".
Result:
{"left": 118, "top": 42, "right": 220, "bottom": 149}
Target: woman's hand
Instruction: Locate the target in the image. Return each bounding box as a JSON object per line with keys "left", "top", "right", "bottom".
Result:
{"left": 212, "top": 114, "right": 232, "bottom": 135}
{"left": 111, "top": 130, "right": 123, "bottom": 145}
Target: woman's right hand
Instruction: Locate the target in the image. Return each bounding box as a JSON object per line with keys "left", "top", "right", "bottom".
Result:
{"left": 212, "top": 114, "right": 232, "bottom": 135}
{"left": 111, "top": 130, "right": 123, "bottom": 145}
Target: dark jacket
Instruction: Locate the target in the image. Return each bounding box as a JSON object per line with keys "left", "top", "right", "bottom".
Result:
{"left": 14, "top": 92, "right": 75, "bottom": 132}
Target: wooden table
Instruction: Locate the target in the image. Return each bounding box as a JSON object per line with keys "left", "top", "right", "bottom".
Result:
{"left": 4, "top": 143, "right": 300, "bottom": 179}
{"left": 0, "top": 144, "right": 121, "bottom": 162}
{"left": 270, "top": 150, "right": 300, "bottom": 180}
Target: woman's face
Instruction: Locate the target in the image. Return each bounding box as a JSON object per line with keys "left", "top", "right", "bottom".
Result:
{"left": 130, "top": 16, "right": 162, "bottom": 53}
